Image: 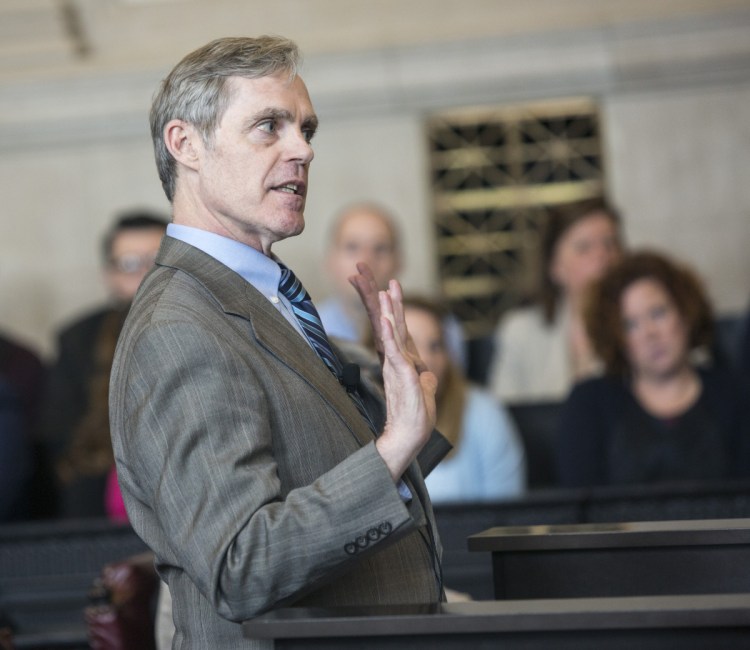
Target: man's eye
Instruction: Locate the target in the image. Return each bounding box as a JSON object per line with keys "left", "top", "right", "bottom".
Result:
{"left": 302, "top": 128, "right": 316, "bottom": 143}
{"left": 257, "top": 120, "right": 276, "bottom": 134}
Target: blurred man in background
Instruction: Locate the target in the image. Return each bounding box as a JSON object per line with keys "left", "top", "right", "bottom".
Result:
{"left": 39, "top": 210, "right": 167, "bottom": 518}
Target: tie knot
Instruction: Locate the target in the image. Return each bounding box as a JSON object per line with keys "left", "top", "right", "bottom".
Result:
{"left": 278, "top": 263, "right": 310, "bottom": 304}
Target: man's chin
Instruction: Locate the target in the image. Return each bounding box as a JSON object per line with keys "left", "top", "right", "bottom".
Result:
{"left": 265, "top": 206, "right": 305, "bottom": 243}
{"left": 289, "top": 213, "right": 305, "bottom": 236}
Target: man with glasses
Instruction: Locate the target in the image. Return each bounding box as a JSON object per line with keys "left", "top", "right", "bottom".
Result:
{"left": 39, "top": 211, "right": 167, "bottom": 518}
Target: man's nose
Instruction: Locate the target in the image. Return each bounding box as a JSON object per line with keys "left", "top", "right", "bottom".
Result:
{"left": 287, "top": 129, "right": 314, "bottom": 165}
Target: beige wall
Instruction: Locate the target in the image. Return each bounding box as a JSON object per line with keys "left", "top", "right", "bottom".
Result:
{"left": 605, "top": 84, "right": 750, "bottom": 315}
{"left": 1, "top": 4, "right": 749, "bottom": 359}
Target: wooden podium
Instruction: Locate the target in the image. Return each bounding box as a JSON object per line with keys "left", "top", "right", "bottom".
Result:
{"left": 244, "top": 518, "right": 750, "bottom": 648}
{"left": 243, "top": 594, "right": 750, "bottom": 649}
{"left": 467, "top": 517, "right": 750, "bottom": 600}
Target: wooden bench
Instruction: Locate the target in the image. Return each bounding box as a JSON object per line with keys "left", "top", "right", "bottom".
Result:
{"left": 3, "top": 479, "right": 750, "bottom": 645}
{"left": 0, "top": 519, "right": 148, "bottom": 649}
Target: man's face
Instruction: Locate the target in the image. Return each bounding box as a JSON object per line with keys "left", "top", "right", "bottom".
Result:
{"left": 326, "top": 208, "right": 400, "bottom": 300}
{"left": 191, "top": 73, "right": 316, "bottom": 253}
{"left": 105, "top": 227, "right": 165, "bottom": 304}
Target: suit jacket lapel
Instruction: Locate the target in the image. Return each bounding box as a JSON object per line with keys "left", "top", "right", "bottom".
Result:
{"left": 155, "top": 236, "right": 376, "bottom": 449}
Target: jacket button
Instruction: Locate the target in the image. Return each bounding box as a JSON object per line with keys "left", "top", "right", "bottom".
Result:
{"left": 378, "top": 522, "right": 392, "bottom": 535}
{"left": 367, "top": 528, "right": 380, "bottom": 542}
{"left": 356, "top": 535, "right": 368, "bottom": 549}
{"left": 344, "top": 542, "right": 357, "bottom": 555}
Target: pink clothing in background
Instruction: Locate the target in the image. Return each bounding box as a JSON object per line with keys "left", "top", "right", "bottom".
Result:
{"left": 105, "top": 465, "right": 129, "bottom": 523}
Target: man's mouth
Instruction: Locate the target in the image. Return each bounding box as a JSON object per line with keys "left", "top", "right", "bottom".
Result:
{"left": 274, "top": 182, "right": 304, "bottom": 196}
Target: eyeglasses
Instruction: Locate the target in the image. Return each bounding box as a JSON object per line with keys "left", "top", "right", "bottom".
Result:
{"left": 108, "top": 253, "right": 158, "bottom": 274}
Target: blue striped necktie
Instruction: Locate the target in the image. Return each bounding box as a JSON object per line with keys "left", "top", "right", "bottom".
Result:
{"left": 277, "top": 263, "right": 377, "bottom": 433}
{"left": 278, "top": 263, "right": 342, "bottom": 375}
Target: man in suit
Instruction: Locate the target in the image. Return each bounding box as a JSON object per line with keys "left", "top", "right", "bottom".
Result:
{"left": 109, "top": 36, "right": 450, "bottom": 648}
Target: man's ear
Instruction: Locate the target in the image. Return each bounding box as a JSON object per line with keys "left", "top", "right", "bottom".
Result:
{"left": 164, "top": 119, "right": 201, "bottom": 172}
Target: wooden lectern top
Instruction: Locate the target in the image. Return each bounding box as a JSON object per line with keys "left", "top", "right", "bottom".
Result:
{"left": 467, "top": 517, "right": 750, "bottom": 552}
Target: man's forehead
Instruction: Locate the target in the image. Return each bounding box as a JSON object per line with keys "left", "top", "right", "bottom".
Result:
{"left": 337, "top": 211, "right": 397, "bottom": 246}
{"left": 223, "top": 74, "right": 316, "bottom": 123}
{"left": 227, "top": 73, "right": 310, "bottom": 99}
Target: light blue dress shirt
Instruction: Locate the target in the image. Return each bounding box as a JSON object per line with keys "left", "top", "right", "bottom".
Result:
{"left": 166, "top": 224, "right": 309, "bottom": 342}
{"left": 425, "top": 387, "right": 526, "bottom": 504}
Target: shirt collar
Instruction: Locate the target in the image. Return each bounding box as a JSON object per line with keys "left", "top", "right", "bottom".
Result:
{"left": 166, "top": 223, "right": 282, "bottom": 299}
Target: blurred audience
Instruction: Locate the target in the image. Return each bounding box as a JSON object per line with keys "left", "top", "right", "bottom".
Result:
{"left": 488, "top": 198, "right": 623, "bottom": 403}
{"left": 0, "top": 608, "right": 15, "bottom": 650}
{"left": 557, "top": 250, "right": 750, "bottom": 488}
{"left": 319, "top": 201, "right": 467, "bottom": 369}
{"left": 0, "top": 379, "right": 29, "bottom": 521}
{"left": 104, "top": 463, "right": 129, "bottom": 524}
{"left": 39, "top": 210, "right": 168, "bottom": 518}
{"left": 739, "top": 304, "right": 750, "bottom": 381}
{"left": 403, "top": 295, "right": 525, "bottom": 503}
{"left": 0, "top": 332, "right": 46, "bottom": 435}
{"left": 0, "top": 330, "right": 46, "bottom": 519}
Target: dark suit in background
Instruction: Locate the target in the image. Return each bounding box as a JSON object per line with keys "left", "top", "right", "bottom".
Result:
{"left": 39, "top": 308, "right": 128, "bottom": 517}
{"left": 0, "top": 332, "right": 47, "bottom": 519}
{"left": 38, "top": 211, "right": 167, "bottom": 519}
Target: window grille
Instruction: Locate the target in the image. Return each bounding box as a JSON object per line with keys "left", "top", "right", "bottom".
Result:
{"left": 427, "top": 97, "right": 605, "bottom": 339}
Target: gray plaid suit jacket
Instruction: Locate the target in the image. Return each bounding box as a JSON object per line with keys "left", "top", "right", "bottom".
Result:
{"left": 109, "top": 236, "right": 449, "bottom": 649}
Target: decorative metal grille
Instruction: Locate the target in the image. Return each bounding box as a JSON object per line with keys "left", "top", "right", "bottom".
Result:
{"left": 428, "top": 97, "right": 605, "bottom": 339}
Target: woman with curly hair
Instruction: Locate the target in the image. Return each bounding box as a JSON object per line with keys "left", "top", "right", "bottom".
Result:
{"left": 556, "top": 250, "right": 750, "bottom": 487}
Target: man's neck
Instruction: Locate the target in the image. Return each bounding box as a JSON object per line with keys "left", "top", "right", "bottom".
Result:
{"left": 171, "top": 195, "right": 272, "bottom": 256}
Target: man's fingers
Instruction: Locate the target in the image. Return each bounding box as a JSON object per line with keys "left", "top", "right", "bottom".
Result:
{"left": 385, "top": 279, "right": 423, "bottom": 365}
{"left": 379, "top": 314, "right": 398, "bottom": 359}
{"left": 349, "top": 262, "right": 386, "bottom": 357}
{"left": 387, "top": 280, "right": 410, "bottom": 343}
{"left": 419, "top": 369, "right": 439, "bottom": 396}
{"left": 379, "top": 290, "right": 408, "bottom": 355}
{"left": 349, "top": 262, "right": 378, "bottom": 300}
{"left": 355, "top": 261, "right": 378, "bottom": 284}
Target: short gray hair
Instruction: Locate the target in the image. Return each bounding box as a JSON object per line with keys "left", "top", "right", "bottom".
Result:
{"left": 150, "top": 36, "right": 301, "bottom": 202}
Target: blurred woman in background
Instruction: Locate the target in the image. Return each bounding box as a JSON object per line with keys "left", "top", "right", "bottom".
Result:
{"left": 488, "top": 198, "right": 623, "bottom": 403}
{"left": 557, "top": 250, "right": 750, "bottom": 487}
{"left": 403, "top": 296, "right": 526, "bottom": 503}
